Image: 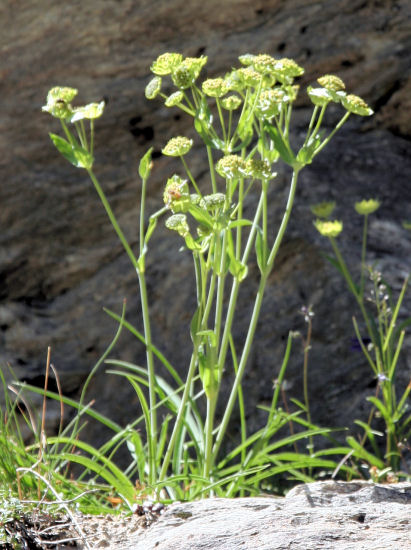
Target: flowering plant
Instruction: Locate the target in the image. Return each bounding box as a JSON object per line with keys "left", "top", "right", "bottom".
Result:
{"left": 42, "top": 53, "right": 373, "bottom": 503}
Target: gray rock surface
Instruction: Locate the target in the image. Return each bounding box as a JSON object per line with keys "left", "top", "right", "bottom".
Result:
{"left": 74, "top": 481, "right": 411, "bottom": 549}
{"left": 1, "top": 1, "right": 411, "bottom": 455}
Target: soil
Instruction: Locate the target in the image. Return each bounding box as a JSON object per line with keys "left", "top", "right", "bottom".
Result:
{"left": 1, "top": 506, "right": 164, "bottom": 549}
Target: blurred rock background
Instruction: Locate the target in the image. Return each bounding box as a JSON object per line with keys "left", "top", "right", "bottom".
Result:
{"left": 0, "top": 0, "right": 410, "bottom": 461}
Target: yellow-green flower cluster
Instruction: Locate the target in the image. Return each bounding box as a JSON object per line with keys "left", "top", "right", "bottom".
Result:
{"left": 310, "top": 201, "right": 336, "bottom": 219}
{"left": 151, "top": 53, "right": 183, "bottom": 75}
{"left": 42, "top": 86, "right": 78, "bottom": 119}
{"left": 245, "top": 158, "right": 273, "bottom": 180}
{"left": 42, "top": 87, "right": 105, "bottom": 122}
{"left": 202, "top": 78, "right": 229, "bottom": 98}
{"left": 165, "top": 213, "right": 190, "bottom": 237}
{"left": 149, "top": 53, "right": 207, "bottom": 93}
{"left": 163, "top": 175, "right": 190, "bottom": 212}
{"left": 342, "top": 94, "right": 373, "bottom": 116}
{"left": 165, "top": 91, "right": 184, "bottom": 107}
{"left": 238, "top": 54, "right": 304, "bottom": 84}
{"left": 71, "top": 101, "right": 105, "bottom": 122}
{"left": 307, "top": 74, "right": 372, "bottom": 115}
{"left": 236, "top": 67, "right": 262, "bottom": 88}
{"left": 252, "top": 54, "right": 277, "bottom": 75}
{"left": 145, "top": 76, "right": 162, "bottom": 99}
{"left": 317, "top": 75, "right": 345, "bottom": 92}
{"left": 307, "top": 86, "right": 335, "bottom": 107}
{"left": 354, "top": 199, "right": 381, "bottom": 215}
{"left": 171, "top": 56, "right": 208, "bottom": 89}
{"left": 220, "top": 95, "right": 242, "bottom": 111}
{"left": 255, "top": 89, "right": 283, "bottom": 118}
{"left": 162, "top": 136, "right": 193, "bottom": 157}
{"left": 314, "top": 219, "right": 343, "bottom": 238}
{"left": 202, "top": 193, "right": 226, "bottom": 210}
{"left": 216, "top": 155, "right": 247, "bottom": 179}
{"left": 273, "top": 58, "right": 304, "bottom": 82}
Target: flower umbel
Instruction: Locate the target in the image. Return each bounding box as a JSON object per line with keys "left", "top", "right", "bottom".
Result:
{"left": 342, "top": 94, "right": 373, "bottom": 116}
{"left": 314, "top": 219, "right": 343, "bottom": 238}
{"left": 162, "top": 136, "right": 193, "bottom": 157}
{"left": 354, "top": 199, "right": 381, "bottom": 216}
{"left": 202, "top": 78, "right": 230, "bottom": 98}
{"left": 151, "top": 53, "right": 183, "bottom": 75}
{"left": 310, "top": 201, "right": 336, "bottom": 219}
{"left": 216, "top": 155, "right": 247, "bottom": 179}
{"left": 317, "top": 75, "right": 345, "bottom": 92}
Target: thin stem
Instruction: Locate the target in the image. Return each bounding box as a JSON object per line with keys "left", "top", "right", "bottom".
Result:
{"left": 329, "top": 237, "right": 376, "bottom": 348}
{"left": 216, "top": 193, "right": 265, "bottom": 372}
{"left": 213, "top": 170, "right": 301, "bottom": 461}
{"left": 215, "top": 98, "right": 227, "bottom": 143}
{"left": 137, "top": 269, "right": 158, "bottom": 478}
{"left": 360, "top": 214, "right": 369, "bottom": 297}
{"left": 207, "top": 146, "right": 217, "bottom": 194}
{"left": 181, "top": 156, "right": 201, "bottom": 195}
{"left": 312, "top": 111, "right": 351, "bottom": 158}
{"left": 158, "top": 349, "right": 199, "bottom": 482}
{"left": 302, "top": 105, "right": 319, "bottom": 147}
{"left": 87, "top": 170, "right": 139, "bottom": 270}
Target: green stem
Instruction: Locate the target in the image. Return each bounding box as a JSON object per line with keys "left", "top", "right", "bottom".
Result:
{"left": 86, "top": 168, "right": 157, "bottom": 481}
{"left": 87, "top": 170, "right": 138, "bottom": 269}
{"left": 203, "top": 396, "right": 217, "bottom": 483}
{"left": 360, "top": 214, "right": 369, "bottom": 297}
{"left": 329, "top": 237, "right": 376, "bottom": 348}
{"left": 312, "top": 111, "right": 351, "bottom": 158}
{"left": 207, "top": 146, "right": 217, "bottom": 194}
{"left": 181, "top": 156, "right": 201, "bottom": 195}
{"left": 216, "top": 193, "right": 265, "bottom": 373}
{"left": 213, "top": 169, "right": 301, "bottom": 461}
{"left": 158, "top": 349, "right": 199, "bottom": 482}
{"left": 302, "top": 105, "right": 319, "bottom": 147}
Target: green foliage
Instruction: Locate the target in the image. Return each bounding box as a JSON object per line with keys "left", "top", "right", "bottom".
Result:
{"left": 314, "top": 200, "right": 411, "bottom": 481}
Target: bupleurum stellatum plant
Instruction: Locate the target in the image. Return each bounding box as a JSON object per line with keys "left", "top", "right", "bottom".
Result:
{"left": 313, "top": 199, "right": 411, "bottom": 481}
{"left": 37, "top": 53, "right": 374, "bottom": 506}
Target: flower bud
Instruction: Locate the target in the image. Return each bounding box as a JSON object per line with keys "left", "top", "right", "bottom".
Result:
{"left": 145, "top": 77, "right": 162, "bottom": 99}
{"left": 165, "top": 91, "right": 184, "bottom": 107}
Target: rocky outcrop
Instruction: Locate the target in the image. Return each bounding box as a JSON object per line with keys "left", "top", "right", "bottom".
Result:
{"left": 72, "top": 481, "right": 411, "bottom": 549}
{"left": 1, "top": 1, "right": 411, "bottom": 454}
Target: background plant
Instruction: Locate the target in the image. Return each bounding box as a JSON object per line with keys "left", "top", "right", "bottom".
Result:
{"left": 313, "top": 200, "right": 411, "bottom": 480}
{"left": 37, "top": 53, "right": 373, "bottom": 504}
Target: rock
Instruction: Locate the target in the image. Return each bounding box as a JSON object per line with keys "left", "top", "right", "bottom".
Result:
{"left": 1, "top": 0, "right": 411, "bottom": 458}
{"left": 73, "top": 481, "right": 411, "bottom": 549}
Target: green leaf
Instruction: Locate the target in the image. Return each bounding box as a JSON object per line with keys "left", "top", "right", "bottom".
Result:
{"left": 346, "top": 436, "right": 385, "bottom": 469}
{"left": 296, "top": 133, "right": 322, "bottom": 165}
{"left": 255, "top": 229, "right": 268, "bottom": 273}
{"left": 228, "top": 218, "right": 252, "bottom": 229}
{"left": 194, "top": 98, "right": 224, "bottom": 150}
{"left": 190, "top": 306, "right": 202, "bottom": 345}
{"left": 139, "top": 147, "right": 153, "bottom": 180}
{"left": 263, "top": 122, "right": 296, "bottom": 167}
{"left": 49, "top": 133, "right": 93, "bottom": 169}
